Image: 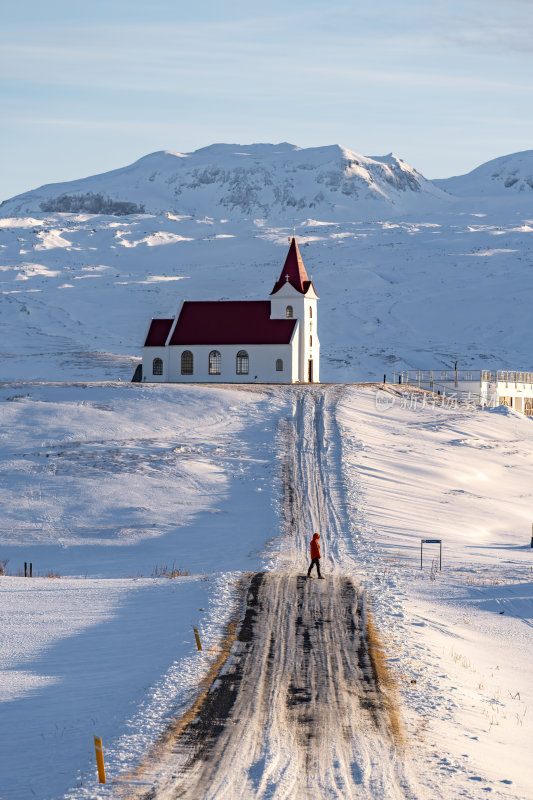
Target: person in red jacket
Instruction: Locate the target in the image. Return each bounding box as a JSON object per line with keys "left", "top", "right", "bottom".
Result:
{"left": 307, "top": 532, "right": 323, "bottom": 578}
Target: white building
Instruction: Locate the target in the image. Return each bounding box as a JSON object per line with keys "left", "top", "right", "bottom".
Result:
{"left": 140, "top": 237, "right": 320, "bottom": 384}
{"left": 399, "top": 369, "right": 533, "bottom": 415}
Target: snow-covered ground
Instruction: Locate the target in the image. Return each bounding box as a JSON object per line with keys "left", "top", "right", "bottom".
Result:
{"left": 0, "top": 382, "right": 292, "bottom": 800}
{"left": 1, "top": 384, "right": 532, "bottom": 799}
{"left": 1, "top": 204, "right": 533, "bottom": 384}
{"left": 338, "top": 387, "right": 533, "bottom": 800}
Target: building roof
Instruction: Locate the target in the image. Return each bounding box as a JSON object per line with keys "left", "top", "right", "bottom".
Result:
{"left": 168, "top": 301, "right": 297, "bottom": 345}
{"left": 271, "top": 237, "right": 315, "bottom": 295}
{"left": 144, "top": 318, "right": 174, "bottom": 346}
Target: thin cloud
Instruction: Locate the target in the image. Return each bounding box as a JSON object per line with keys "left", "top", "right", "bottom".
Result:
{"left": 452, "top": 27, "right": 533, "bottom": 54}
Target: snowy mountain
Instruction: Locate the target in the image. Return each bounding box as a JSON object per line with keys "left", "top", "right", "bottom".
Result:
{"left": 1, "top": 142, "right": 533, "bottom": 385}
{"left": 435, "top": 150, "right": 533, "bottom": 197}
{"left": 0, "top": 142, "right": 449, "bottom": 219}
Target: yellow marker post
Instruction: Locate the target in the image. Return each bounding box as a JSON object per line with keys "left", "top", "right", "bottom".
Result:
{"left": 94, "top": 735, "right": 106, "bottom": 784}
{"left": 193, "top": 626, "right": 202, "bottom": 651}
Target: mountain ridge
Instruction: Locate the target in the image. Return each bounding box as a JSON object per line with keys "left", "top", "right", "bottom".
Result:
{"left": 2, "top": 143, "right": 532, "bottom": 219}
{"left": 0, "top": 142, "right": 448, "bottom": 219}
{"left": 434, "top": 149, "right": 533, "bottom": 197}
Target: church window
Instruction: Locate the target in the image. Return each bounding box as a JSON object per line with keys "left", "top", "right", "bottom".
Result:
{"left": 181, "top": 350, "right": 193, "bottom": 375}
{"left": 276, "top": 358, "right": 283, "bottom": 372}
{"left": 236, "top": 350, "right": 249, "bottom": 375}
{"left": 209, "top": 350, "right": 221, "bottom": 375}
{"left": 285, "top": 305, "right": 293, "bottom": 318}
{"left": 152, "top": 357, "right": 163, "bottom": 376}
{"left": 309, "top": 306, "right": 313, "bottom": 318}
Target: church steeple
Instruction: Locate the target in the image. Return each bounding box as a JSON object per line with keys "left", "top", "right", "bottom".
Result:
{"left": 271, "top": 237, "right": 313, "bottom": 295}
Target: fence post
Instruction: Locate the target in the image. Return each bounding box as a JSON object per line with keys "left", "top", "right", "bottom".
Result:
{"left": 94, "top": 736, "right": 106, "bottom": 784}
{"left": 29, "top": 562, "right": 33, "bottom": 578}
{"left": 193, "top": 627, "right": 202, "bottom": 651}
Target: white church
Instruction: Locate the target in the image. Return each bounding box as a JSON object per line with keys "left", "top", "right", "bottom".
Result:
{"left": 141, "top": 237, "right": 320, "bottom": 384}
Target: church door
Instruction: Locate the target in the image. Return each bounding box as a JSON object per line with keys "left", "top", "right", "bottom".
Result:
{"left": 308, "top": 359, "right": 313, "bottom": 383}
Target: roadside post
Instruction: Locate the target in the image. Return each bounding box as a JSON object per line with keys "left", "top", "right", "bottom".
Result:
{"left": 420, "top": 539, "right": 442, "bottom": 570}
{"left": 193, "top": 627, "right": 202, "bottom": 651}
{"left": 93, "top": 736, "right": 106, "bottom": 784}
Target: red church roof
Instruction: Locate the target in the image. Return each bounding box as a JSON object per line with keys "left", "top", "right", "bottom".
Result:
{"left": 168, "top": 301, "right": 297, "bottom": 345}
{"left": 271, "top": 237, "right": 315, "bottom": 295}
{"left": 144, "top": 318, "right": 174, "bottom": 346}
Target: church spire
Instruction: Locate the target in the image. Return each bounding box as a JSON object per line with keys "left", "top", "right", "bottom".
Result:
{"left": 271, "top": 237, "right": 311, "bottom": 295}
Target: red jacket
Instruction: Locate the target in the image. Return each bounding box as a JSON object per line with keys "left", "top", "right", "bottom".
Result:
{"left": 310, "top": 534, "right": 321, "bottom": 560}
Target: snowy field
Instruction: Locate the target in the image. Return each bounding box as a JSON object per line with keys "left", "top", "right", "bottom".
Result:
{"left": 1, "top": 383, "right": 532, "bottom": 799}
{"left": 338, "top": 388, "right": 533, "bottom": 800}
{"left": 1, "top": 203, "right": 533, "bottom": 384}
{"left": 0, "top": 383, "right": 292, "bottom": 799}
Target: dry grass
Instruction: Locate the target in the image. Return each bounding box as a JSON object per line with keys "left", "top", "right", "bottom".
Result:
{"left": 464, "top": 574, "right": 502, "bottom": 585}
{"left": 366, "top": 611, "right": 407, "bottom": 749}
{"left": 152, "top": 562, "right": 191, "bottom": 578}
{"left": 413, "top": 717, "right": 429, "bottom": 741}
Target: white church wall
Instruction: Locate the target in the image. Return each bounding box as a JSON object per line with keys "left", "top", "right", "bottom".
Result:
{"left": 165, "top": 343, "right": 296, "bottom": 384}
{"left": 142, "top": 347, "right": 168, "bottom": 382}
{"left": 270, "top": 285, "right": 303, "bottom": 321}
{"left": 304, "top": 298, "right": 320, "bottom": 383}
{"left": 270, "top": 287, "right": 319, "bottom": 383}
{"left": 290, "top": 328, "right": 300, "bottom": 383}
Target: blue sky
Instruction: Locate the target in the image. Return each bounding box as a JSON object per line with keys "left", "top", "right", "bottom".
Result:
{"left": 1, "top": 0, "right": 532, "bottom": 200}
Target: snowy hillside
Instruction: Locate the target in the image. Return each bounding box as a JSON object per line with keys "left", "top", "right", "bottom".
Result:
{"left": 1, "top": 209, "right": 533, "bottom": 383}
{"left": 435, "top": 150, "right": 533, "bottom": 197}
{"left": 1, "top": 384, "right": 533, "bottom": 799}
{"left": 0, "top": 143, "right": 449, "bottom": 219}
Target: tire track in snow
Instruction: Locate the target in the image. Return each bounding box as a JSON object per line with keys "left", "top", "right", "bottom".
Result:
{"left": 136, "top": 387, "right": 422, "bottom": 800}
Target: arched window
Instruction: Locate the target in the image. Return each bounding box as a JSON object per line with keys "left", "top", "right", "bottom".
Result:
{"left": 309, "top": 306, "right": 313, "bottom": 318}
{"left": 285, "top": 305, "right": 293, "bottom": 318}
{"left": 181, "top": 350, "right": 193, "bottom": 375}
{"left": 152, "top": 357, "right": 163, "bottom": 376}
{"left": 208, "top": 350, "right": 221, "bottom": 375}
{"left": 276, "top": 358, "right": 283, "bottom": 372}
{"left": 236, "top": 350, "right": 249, "bottom": 375}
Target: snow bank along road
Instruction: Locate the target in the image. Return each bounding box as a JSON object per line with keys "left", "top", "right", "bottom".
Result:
{"left": 133, "top": 388, "right": 422, "bottom": 800}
